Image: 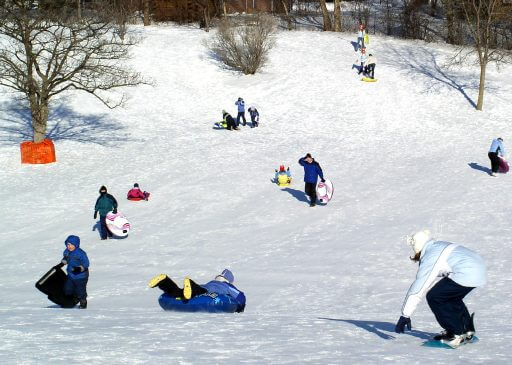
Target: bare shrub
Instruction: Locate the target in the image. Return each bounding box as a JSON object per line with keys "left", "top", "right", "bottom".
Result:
{"left": 209, "top": 14, "right": 277, "bottom": 75}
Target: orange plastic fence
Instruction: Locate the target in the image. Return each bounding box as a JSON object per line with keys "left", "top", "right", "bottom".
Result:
{"left": 20, "top": 139, "right": 57, "bottom": 164}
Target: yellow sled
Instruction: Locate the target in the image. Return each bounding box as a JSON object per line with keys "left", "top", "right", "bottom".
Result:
{"left": 277, "top": 174, "right": 292, "bottom": 187}
{"left": 361, "top": 77, "right": 377, "bottom": 82}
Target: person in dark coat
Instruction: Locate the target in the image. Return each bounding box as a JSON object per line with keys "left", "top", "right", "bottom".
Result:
{"left": 149, "top": 269, "right": 246, "bottom": 312}
{"left": 248, "top": 106, "right": 259, "bottom": 128}
{"left": 298, "top": 153, "right": 325, "bottom": 207}
{"left": 94, "top": 185, "right": 118, "bottom": 240}
{"left": 222, "top": 110, "right": 239, "bottom": 131}
{"left": 60, "top": 235, "right": 90, "bottom": 309}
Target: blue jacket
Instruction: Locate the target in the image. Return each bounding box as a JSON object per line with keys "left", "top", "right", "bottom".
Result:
{"left": 401, "top": 240, "right": 486, "bottom": 317}
{"left": 489, "top": 139, "right": 505, "bottom": 156}
{"left": 248, "top": 107, "right": 259, "bottom": 121}
{"left": 202, "top": 280, "right": 246, "bottom": 311}
{"left": 235, "top": 99, "right": 245, "bottom": 113}
{"left": 63, "top": 247, "right": 90, "bottom": 280}
{"left": 298, "top": 157, "right": 324, "bottom": 183}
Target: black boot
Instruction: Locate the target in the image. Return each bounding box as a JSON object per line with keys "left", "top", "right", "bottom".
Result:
{"left": 79, "top": 299, "right": 87, "bottom": 309}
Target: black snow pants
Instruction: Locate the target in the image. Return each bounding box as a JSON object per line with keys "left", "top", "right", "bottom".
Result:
{"left": 488, "top": 152, "right": 500, "bottom": 173}
{"left": 305, "top": 182, "right": 317, "bottom": 204}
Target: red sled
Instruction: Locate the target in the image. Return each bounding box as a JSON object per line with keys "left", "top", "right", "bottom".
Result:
{"left": 499, "top": 157, "right": 509, "bottom": 174}
{"left": 127, "top": 191, "right": 150, "bottom": 201}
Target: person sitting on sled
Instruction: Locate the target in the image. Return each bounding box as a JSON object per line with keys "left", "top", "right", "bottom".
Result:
{"left": 274, "top": 165, "right": 292, "bottom": 186}
{"left": 149, "top": 269, "right": 245, "bottom": 312}
{"left": 395, "top": 230, "right": 487, "bottom": 348}
{"left": 127, "top": 183, "right": 149, "bottom": 201}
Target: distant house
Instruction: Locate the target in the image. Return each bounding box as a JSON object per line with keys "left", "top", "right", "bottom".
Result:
{"left": 153, "top": 0, "right": 288, "bottom": 22}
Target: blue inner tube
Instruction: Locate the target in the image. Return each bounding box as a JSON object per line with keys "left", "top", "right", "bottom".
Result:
{"left": 158, "top": 293, "right": 239, "bottom": 313}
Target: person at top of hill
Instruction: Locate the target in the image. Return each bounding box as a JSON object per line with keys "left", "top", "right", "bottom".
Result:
{"left": 222, "top": 110, "right": 239, "bottom": 131}
{"left": 149, "top": 269, "right": 246, "bottom": 312}
{"left": 363, "top": 29, "right": 370, "bottom": 50}
{"left": 274, "top": 165, "right": 292, "bottom": 186}
{"left": 127, "top": 183, "right": 149, "bottom": 201}
{"left": 235, "top": 97, "right": 246, "bottom": 127}
{"left": 94, "top": 185, "right": 118, "bottom": 240}
{"left": 357, "top": 24, "right": 365, "bottom": 50}
{"left": 395, "top": 230, "right": 487, "bottom": 348}
{"left": 364, "top": 53, "right": 377, "bottom": 79}
{"left": 298, "top": 153, "right": 325, "bottom": 207}
{"left": 248, "top": 106, "right": 259, "bottom": 128}
{"left": 488, "top": 137, "right": 505, "bottom": 177}
{"left": 355, "top": 47, "right": 368, "bottom": 75}
{"left": 59, "top": 235, "right": 90, "bottom": 309}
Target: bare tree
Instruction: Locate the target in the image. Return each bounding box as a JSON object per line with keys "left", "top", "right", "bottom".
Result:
{"left": 208, "top": 14, "right": 277, "bottom": 75}
{"left": 0, "top": 0, "right": 146, "bottom": 142}
{"left": 333, "top": 0, "right": 342, "bottom": 32}
{"left": 456, "top": 0, "right": 512, "bottom": 110}
{"left": 143, "top": 0, "right": 151, "bottom": 26}
{"left": 318, "top": 0, "right": 332, "bottom": 31}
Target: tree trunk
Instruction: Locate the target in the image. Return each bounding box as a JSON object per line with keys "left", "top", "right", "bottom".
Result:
{"left": 77, "top": 0, "right": 81, "bottom": 19}
{"left": 143, "top": 0, "right": 150, "bottom": 26}
{"left": 476, "top": 61, "right": 486, "bottom": 111}
{"left": 442, "top": 0, "right": 456, "bottom": 44}
{"left": 333, "top": 0, "right": 342, "bottom": 32}
{"left": 319, "top": 0, "right": 332, "bottom": 31}
{"left": 281, "top": 0, "right": 292, "bottom": 30}
{"left": 30, "top": 97, "right": 49, "bottom": 143}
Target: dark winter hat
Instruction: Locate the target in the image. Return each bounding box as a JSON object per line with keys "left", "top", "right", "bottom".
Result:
{"left": 498, "top": 137, "right": 503, "bottom": 141}
{"left": 134, "top": 183, "right": 139, "bottom": 188}
{"left": 99, "top": 185, "right": 107, "bottom": 193}
{"left": 215, "top": 269, "right": 234, "bottom": 284}
{"left": 65, "top": 235, "right": 80, "bottom": 248}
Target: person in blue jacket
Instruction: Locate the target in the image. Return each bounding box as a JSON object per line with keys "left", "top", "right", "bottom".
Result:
{"left": 94, "top": 185, "right": 118, "bottom": 240}
{"left": 248, "top": 106, "right": 259, "bottom": 128}
{"left": 59, "top": 235, "right": 90, "bottom": 309}
{"left": 235, "top": 97, "right": 246, "bottom": 126}
{"left": 298, "top": 153, "right": 325, "bottom": 207}
{"left": 149, "top": 269, "right": 246, "bottom": 312}
{"left": 488, "top": 137, "right": 505, "bottom": 176}
{"left": 395, "top": 230, "right": 487, "bottom": 348}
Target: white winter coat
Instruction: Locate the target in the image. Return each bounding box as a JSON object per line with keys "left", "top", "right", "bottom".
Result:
{"left": 401, "top": 240, "right": 486, "bottom": 318}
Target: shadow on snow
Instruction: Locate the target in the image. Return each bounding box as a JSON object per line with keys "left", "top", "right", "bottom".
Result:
{"left": 0, "top": 99, "right": 136, "bottom": 146}
{"left": 468, "top": 162, "right": 492, "bottom": 176}
{"left": 318, "top": 317, "right": 435, "bottom": 340}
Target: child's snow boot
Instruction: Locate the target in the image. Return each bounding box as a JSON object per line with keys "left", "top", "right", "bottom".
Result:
{"left": 79, "top": 299, "right": 87, "bottom": 309}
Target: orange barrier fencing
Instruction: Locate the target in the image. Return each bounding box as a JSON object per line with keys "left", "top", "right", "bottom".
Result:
{"left": 20, "top": 139, "right": 57, "bottom": 164}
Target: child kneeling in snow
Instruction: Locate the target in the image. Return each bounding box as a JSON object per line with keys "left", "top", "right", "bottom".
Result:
{"left": 248, "top": 106, "right": 259, "bottom": 128}
{"left": 127, "top": 183, "right": 149, "bottom": 201}
{"left": 274, "top": 165, "right": 292, "bottom": 186}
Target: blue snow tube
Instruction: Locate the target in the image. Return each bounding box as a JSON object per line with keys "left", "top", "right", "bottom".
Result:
{"left": 158, "top": 293, "right": 240, "bottom": 313}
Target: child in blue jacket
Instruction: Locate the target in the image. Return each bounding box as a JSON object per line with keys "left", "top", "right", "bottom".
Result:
{"left": 60, "top": 235, "right": 90, "bottom": 309}
{"left": 248, "top": 106, "right": 259, "bottom": 128}
{"left": 235, "top": 97, "right": 246, "bottom": 126}
{"left": 298, "top": 153, "right": 325, "bottom": 207}
{"left": 149, "top": 269, "right": 246, "bottom": 312}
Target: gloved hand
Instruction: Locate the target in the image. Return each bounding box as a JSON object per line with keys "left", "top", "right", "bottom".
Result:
{"left": 287, "top": 167, "right": 290, "bottom": 171}
{"left": 112, "top": 208, "right": 117, "bottom": 214}
{"left": 321, "top": 179, "right": 326, "bottom": 183}
{"left": 94, "top": 211, "right": 97, "bottom": 219}
{"left": 61, "top": 258, "right": 67, "bottom": 266}
{"left": 395, "top": 316, "right": 411, "bottom": 333}
{"left": 71, "top": 266, "right": 84, "bottom": 274}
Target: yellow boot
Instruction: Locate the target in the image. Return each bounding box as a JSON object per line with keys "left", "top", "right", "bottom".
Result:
{"left": 148, "top": 274, "right": 167, "bottom": 288}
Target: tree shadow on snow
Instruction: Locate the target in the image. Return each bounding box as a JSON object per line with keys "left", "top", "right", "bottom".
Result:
{"left": 0, "top": 99, "right": 137, "bottom": 146}
{"left": 386, "top": 45, "right": 499, "bottom": 109}
{"left": 468, "top": 162, "right": 492, "bottom": 175}
{"left": 282, "top": 187, "right": 309, "bottom": 203}
{"left": 318, "top": 318, "right": 435, "bottom": 340}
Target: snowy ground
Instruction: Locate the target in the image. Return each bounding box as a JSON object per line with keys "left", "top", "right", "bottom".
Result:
{"left": 1, "top": 24, "right": 511, "bottom": 364}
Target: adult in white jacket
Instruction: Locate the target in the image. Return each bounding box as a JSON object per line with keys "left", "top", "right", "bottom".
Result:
{"left": 395, "top": 230, "right": 486, "bottom": 347}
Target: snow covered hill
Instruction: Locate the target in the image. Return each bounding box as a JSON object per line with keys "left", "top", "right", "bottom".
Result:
{"left": 0, "top": 24, "right": 511, "bottom": 364}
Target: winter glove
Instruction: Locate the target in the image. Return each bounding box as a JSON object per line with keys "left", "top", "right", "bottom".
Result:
{"left": 112, "top": 208, "right": 117, "bottom": 214}
{"left": 94, "top": 211, "right": 97, "bottom": 219}
{"left": 71, "top": 266, "right": 84, "bottom": 274}
{"left": 60, "top": 258, "right": 68, "bottom": 266}
{"left": 395, "top": 316, "right": 411, "bottom": 333}
{"left": 321, "top": 179, "right": 326, "bottom": 183}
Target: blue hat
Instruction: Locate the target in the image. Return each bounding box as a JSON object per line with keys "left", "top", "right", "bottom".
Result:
{"left": 65, "top": 235, "right": 80, "bottom": 248}
{"left": 217, "top": 269, "right": 234, "bottom": 284}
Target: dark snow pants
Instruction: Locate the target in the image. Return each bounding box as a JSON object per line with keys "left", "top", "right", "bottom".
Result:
{"left": 64, "top": 276, "right": 89, "bottom": 300}
{"left": 365, "top": 64, "right": 375, "bottom": 79}
{"left": 426, "top": 278, "right": 474, "bottom": 335}
{"left": 305, "top": 182, "right": 317, "bottom": 204}
{"left": 236, "top": 112, "right": 246, "bottom": 126}
{"left": 488, "top": 152, "right": 500, "bottom": 173}
{"left": 99, "top": 215, "right": 113, "bottom": 239}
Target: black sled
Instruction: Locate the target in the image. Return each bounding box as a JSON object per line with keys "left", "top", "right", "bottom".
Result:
{"left": 35, "top": 265, "right": 79, "bottom": 308}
